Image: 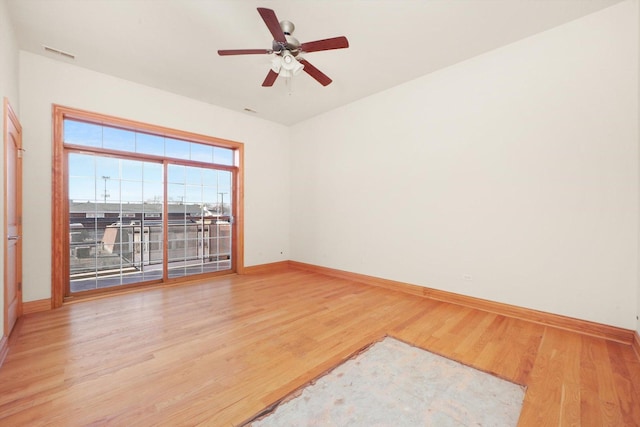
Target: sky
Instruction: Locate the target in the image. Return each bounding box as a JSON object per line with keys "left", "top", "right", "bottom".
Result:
{"left": 66, "top": 120, "right": 233, "bottom": 208}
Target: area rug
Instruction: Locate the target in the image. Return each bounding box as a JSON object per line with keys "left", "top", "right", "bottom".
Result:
{"left": 247, "top": 337, "right": 525, "bottom": 426}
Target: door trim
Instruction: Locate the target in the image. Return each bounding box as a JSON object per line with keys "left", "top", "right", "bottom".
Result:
{"left": 3, "top": 97, "right": 23, "bottom": 336}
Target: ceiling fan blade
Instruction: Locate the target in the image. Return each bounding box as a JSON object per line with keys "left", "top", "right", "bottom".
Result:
{"left": 218, "top": 49, "right": 272, "bottom": 56}
{"left": 298, "top": 59, "right": 332, "bottom": 86}
{"left": 262, "top": 69, "right": 279, "bottom": 87}
{"left": 257, "top": 8, "right": 286, "bottom": 44}
{"left": 300, "top": 36, "right": 349, "bottom": 53}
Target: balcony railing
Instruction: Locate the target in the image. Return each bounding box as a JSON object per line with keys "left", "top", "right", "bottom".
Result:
{"left": 69, "top": 219, "right": 231, "bottom": 291}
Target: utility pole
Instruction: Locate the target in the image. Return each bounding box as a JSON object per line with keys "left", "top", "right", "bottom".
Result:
{"left": 101, "top": 176, "right": 110, "bottom": 204}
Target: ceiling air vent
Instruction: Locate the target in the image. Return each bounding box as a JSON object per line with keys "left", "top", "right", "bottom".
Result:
{"left": 43, "top": 45, "right": 75, "bottom": 60}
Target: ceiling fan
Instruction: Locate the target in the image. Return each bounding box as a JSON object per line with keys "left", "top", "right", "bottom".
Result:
{"left": 218, "top": 8, "right": 349, "bottom": 87}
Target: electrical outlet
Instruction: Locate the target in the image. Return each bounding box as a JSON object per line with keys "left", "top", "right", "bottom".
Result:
{"left": 463, "top": 274, "right": 473, "bottom": 281}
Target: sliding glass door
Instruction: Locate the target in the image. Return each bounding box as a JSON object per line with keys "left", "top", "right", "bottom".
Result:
{"left": 68, "top": 153, "right": 164, "bottom": 292}
{"left": 54, "top": 106, "right": 243, "bottom": 302}
{"left": 167, "top": 164, "right": 233, "bottom": 278}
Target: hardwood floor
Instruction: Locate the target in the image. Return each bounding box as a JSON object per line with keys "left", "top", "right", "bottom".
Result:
{"left": 0, "top": 268, "right": 638, "bottom": 426}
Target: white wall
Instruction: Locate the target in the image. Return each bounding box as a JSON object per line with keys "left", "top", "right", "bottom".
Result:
{"left": 0, "top": 0, "right": 20, "bottom": 335}
{"left": 291, "top": 1, "right": 639, "bottom": 329}
{"left": 0, "top": 0, "right": 19, "bottom": 123}
{"left": 18, "top": 52, "right": 290, "bottom": 302}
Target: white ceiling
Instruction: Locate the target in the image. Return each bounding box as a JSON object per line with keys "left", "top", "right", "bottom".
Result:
{"left": 6, "top": 0, "right": 623, "bottom": 126}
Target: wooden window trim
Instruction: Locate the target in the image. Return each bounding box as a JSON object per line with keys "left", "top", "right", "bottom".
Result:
{"left": 52, "top": 104, "right": 244, "bottom": 308}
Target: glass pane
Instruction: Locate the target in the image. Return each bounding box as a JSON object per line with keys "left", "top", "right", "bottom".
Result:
{"left": 217, "top": 171, "right": 233, "bottom": 216}
{"left": 144, "top": 211, "right": 162, "bottom": 223}
{"left": 144, "top": 162, "right": 163, "bottom": 182}
{"left": 71, "top": 277, "right": 98, "bottom": 292}
{"left": 97, "top": 276, "right": 122, "bottom": 289}
{"left": 64, "top": 120, "right": 102, "bottom": 148}
{"left": 168, "top": 183, "right": 185, "bottom": 205}
{"left": 147, "top": 234, "right": 163, "bottom": 266}
{"left": 121, "top": 181, "right": 143, "bottom": 203}
{"left": 217, "top": 170, "right": 232, "bottom": 191}
{"left": 165, "top": 138, "right": 190, "bottom": 160}
{"left": 201, "top": 168, "right": 216, "bottom": 185}
{"left": 202, "top": 186, "right": 218, "bottom": 210}
{"left": 102, "top": 201, "right": 121, "bottom": 216}
{"left": 102, "top": 178, "right": 121, "bottom": 204}
{"left": 186, "top": 167, "right": 202, "bottom": 185}
{"left": 69, "top": 176, "right": 96, "bottom": 202}
{"left": 136, "top": 132, "right": 165, "bottom": 157}
{"left": 190, "top": 143, "right": 213, "bottom": 163}
{"left": 167, "top": 164, "right": 185, "bottom": 184}
{"left": 143, "top": 182, "right": 163, "bottom": 204}
{"left": 189, "top": 204, "right": 204, "bottom": 218}
{"left": 68, "top": 153, "right": 95, "bottom": 178}
{"left": 185, "top": 186, "right": 202, "bottom": 204}
{"left": 168, "top": 267, "right": 187, "bottom": 279}
{"left": 95, "top": 156, "right": 120, "bottom": 180}
{"left": 121, "top": 159, "right": 143, "bottom": 181}
{"left": 213, "top": 147, "right": 234, "bottom": 166}
{"left": 103, "top": 127, "right": 135, "bottom": 152}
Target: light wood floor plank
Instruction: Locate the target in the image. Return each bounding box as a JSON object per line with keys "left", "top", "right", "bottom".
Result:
{"left": 0, "top": 269, "right": 637, "bottom": 426}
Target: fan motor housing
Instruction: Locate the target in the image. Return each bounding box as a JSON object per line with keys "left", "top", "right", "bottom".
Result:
{"left": 273, "top": 20, "right": 300, "bottom": 56}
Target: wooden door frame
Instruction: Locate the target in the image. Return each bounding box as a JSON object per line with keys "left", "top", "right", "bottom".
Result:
{"left": 51, "top": 105, "right": 245, "bottom": 307}
{"left": 3, "top": 98, "right": 23, "bottom": 337}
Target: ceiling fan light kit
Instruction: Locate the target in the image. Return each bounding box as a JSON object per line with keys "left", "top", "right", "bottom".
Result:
{"left": 218, "top": 7, "right": 349, "bottom": 87}
{"left": 271, "top": 51, "right": 304, "bottom": 78}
